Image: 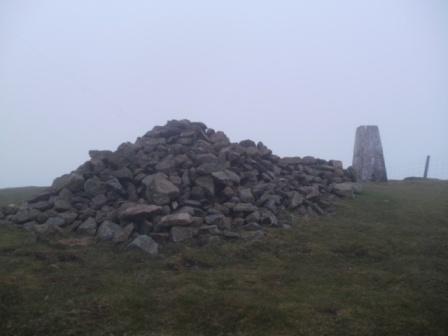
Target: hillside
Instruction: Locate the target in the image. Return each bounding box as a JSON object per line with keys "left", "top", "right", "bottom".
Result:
{"left": 0, "top": 186, "right": 48, "bottom": 206}
{"left": 1, "top": 181, "right": 448, "bottom": 335}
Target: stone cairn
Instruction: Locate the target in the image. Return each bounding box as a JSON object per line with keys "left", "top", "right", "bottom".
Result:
{"left": 0, "top": 120, "right": 359, "bottom": 255}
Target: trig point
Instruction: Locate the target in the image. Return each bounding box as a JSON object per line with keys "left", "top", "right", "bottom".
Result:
{"left": 352, "top": 125, "right": 387, "bottom": 182}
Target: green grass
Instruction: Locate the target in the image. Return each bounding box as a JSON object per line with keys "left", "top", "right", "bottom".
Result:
{"left": 0, "top": 186, "right": 48, "bottom": 206}
{"left": 1, "top": 181, "right": 448, "bottom": 335}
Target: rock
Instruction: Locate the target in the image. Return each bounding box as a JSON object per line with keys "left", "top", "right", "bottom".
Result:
{"left": 144, "top": 173, "right": 180, "bottom": 205}
{"left": 96, "top": 220, "right": 123, "bottom": 241}
{"left": 106, "top": 177, "right": 125, "bottom": 194}
{"left": 239, "top": 188, "right": 254, "bottom": 203}
{"left": 112, "top": 167, "right": 133, "bottom": 180}
{"left": 30, "top": 201, "right": 53, "bottom": 211}
{"left": 84, "top": 177, "right": 106, "bottom": 196}
{"left": 194, "top": 176, "right": 215, "bottom": 196}
{"left": 45, "top": 216, "right": 66, "bottom": 227}
{"left": 77, "top": 217, "right": 97, "bottom": 235}
{"left": 161, "top": 213, "right": 193, "bottom": 227}
{"left": 234, "top": 203, "right": 257, "bottom": 213}
{"left": 59, "top": 212, "right": 78, "bottom": 225}
{"left": 212, "top": 170, "right": 241, "bottom": 185}
{"left": 128, "top": 235, "right": 159, "bottom": 255}
{"left": 52, "top": 173, "right": 84, "bottom": 192}
{"left": 333, "top": 182, "right": 362, "bottom": 198}
{"left": 10, "top": 119, "right": 356, "bottom": 253}
{"left": 222, "top": 230, "right": 240, "bottom": 239}
{"left": 171, "top": 226, "right": 196, "bottom": 242}
{"left": 119, "top": 204, "right": 162, "bottom": 220}
{"left": 54, "top": 199, "right": 72, "bottom": 212}
{"left": 114, "top": 223, "right": 134, "bottom": 243}
{"left": 92, "top": 194, "right": 108, "bottom": 208}
{"left": 11, "top": 209, "right": 33, "bottom": 224}
{"left": 205, "top": 213, "right": 225, "bottom": 226}
{"left": 289, "top": 191, "right": 304, "bottom": 208}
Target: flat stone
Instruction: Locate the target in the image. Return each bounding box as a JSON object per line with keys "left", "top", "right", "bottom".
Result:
{"left": 161, "top": 213, "right": 193, "bottom": 227}
{"left": 119, "top": 204, "right": 162, "bottom": 220}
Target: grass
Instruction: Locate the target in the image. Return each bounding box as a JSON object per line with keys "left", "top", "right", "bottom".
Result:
{"left": 1, "top": 181, "right": 448, "bottom": 335}
{"left": 0, "top": 186, "right": 48, "bottom": 206}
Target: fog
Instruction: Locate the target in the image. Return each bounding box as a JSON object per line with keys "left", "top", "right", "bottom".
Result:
{"left": 1, "top": 0, "right": 447, "bottom": 187}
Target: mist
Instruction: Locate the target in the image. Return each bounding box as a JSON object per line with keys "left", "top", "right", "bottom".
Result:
{"left": 1, "top": 0, "right": 447, "bottom": 187}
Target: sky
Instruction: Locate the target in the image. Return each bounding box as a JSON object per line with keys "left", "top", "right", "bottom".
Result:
{"left": 1, "top": 0, "right": 447, "bottom": 187}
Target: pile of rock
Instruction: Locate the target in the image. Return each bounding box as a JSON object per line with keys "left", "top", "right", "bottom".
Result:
{"left": 0, "top": 120, "right": 358, "bottom": 255}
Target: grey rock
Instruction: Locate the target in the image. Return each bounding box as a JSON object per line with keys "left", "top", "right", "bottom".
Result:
{"left": 211, "top": 170, "right": 241, "bottom": 185}
{"left": 161, "top": 213, "right": 193, "bottom": 227}
{"left": 92, "top": 194, "right": 108, "bottom": 208}
{"left": 106, "top": 177, "right": 125, "bottom": 194}
{"left": 96, "top": 220, "right": 123, "bottom": 241}
{"left": 171, "top": 226, "right": 196, "bottom": 242}
{"left": 77, "top": 217, "right": 97, "bottom": 235}
{"left": 289, "top": 191, "right": 304, "bottom": 208}
{"left": 30, "top": 201, "right": 53, "bottom": 211}
{"left": 333, "top": 182, "right": 362, "bottom": 198}
{"left": 128, "top": 235, "right": 159, "bottom": 255}
{"left": 112, "top": 167, "right": 133, "bottom": 180}
{"left": 54, "top": 199, "right": 72, "bottom": 212}
{"left": 239, "top": 188, "right": 254, "bottom": 203}
{"left": 84, "top": 177, "right": 106, "bottom": 196}
{"left": 120, "top": 204, "right": 162, "bottom": 220}
{"left": 144, "top": 173, "right": 180, "bottom": 205}
{"left": 52, "top": 173, "right": 84, "bottom": 192}
{"left": 195, "top": 176, "right": 215, "bottom": 196}
{"left": 45, "top": 216, "right": 66, "bottom": 227}
{"left": 233, "top": 203, "right": 257, "bottom": 213}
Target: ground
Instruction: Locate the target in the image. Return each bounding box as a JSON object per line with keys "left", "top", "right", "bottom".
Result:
{"left": 1, "top": 181, "right": 447, "bottom": 336}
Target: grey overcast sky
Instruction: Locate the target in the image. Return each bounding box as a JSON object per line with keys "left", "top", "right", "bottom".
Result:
{"left": 1, "top": 0, "right": 447, "bottom": 187}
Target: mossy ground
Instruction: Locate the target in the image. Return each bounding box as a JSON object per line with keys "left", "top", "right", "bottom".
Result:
{"left": 1, "top": 181, "right": 448, "bottom": 335}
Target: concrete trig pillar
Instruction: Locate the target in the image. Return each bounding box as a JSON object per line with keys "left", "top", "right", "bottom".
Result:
{"left": 352, "top": 125, "right": 387, "bottom": 182}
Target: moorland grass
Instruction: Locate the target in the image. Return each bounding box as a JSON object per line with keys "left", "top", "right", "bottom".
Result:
{"left": 0, "top": 181, "right": 447, "bottom": 335}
